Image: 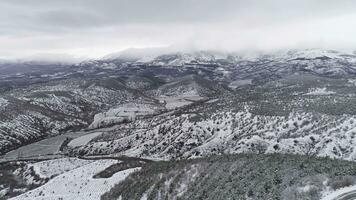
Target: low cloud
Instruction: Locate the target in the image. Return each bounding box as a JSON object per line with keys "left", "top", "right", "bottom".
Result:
{"left": 1, "top": 0, "right": 356, "bottom": 60}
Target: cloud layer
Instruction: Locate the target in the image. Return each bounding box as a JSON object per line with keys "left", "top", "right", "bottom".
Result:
{"left": 1, "top": 0, "right": 356, "bottom": 59}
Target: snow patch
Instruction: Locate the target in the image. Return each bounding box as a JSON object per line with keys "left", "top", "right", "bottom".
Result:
{"left": 305, "top": 88, "right": 336, "bottom": 95}
{"left": 228, "top": 79, "right": 252, "bottom": 89}
{"left": 29, "top": 158, "right": 94, "bottom": 179}
{"left": 89, "top": 103, "right": 158, "bottom": 129}
{"left": 11, "top": 160, "right": 140, "bottom": 200}
{"left": 0, "top": 97, "right": 8, "bottom": 107}
{"left": 321, "top": 184, "right": 356, "bottom": 200}
{"left": 68, "top": 132, "right": 103, "bottom": 147}
{"left": 159, "top": 95, "right": 204, "bottom": 110}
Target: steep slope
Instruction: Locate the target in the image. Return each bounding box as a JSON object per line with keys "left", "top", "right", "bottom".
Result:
{"left": 102, "top": 154, "right": 356, "bottom": 200}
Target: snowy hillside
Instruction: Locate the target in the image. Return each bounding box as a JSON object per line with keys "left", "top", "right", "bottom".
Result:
{"left": 0, "top": 77, "right": 158, "bottom": 155}
{"left": 10, "top": 159, "right": 140, "bottom": 200}
{"left": 67, "top": 107, "right": 356, "bottom": 160}
{"left": 102, "top": 154, "right": 356, "bottom": 200}
{"left": 4, "top": 49, "right": 356, "bottom": 199}
{"left": 3, "top": 49, "right": 356, "bottom": 157}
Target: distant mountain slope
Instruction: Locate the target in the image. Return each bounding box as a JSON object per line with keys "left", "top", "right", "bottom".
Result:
{"left": 154, "top": 74, "right": 229, "bottom": 97}
{"left": 97, "top": 49, "right": 356, "bottom": 84}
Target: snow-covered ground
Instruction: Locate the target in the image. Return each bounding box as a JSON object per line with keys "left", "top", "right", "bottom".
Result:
{"left": 228, "top": 79, "right": 252, "bottom": 89}
{"left": 305, "top": 88, "right": 336, "bottom": 95}
{"left": 0, "top": 97, "right": 8, "bottom": 107}
{"left": 27, "top": 158, "right": 94, "bottom": 179}
{"left": 68, "top": 132, "right": 103, "bottom": 148}
{"left": 89, "top": 103, "right": 159, "bottom": 129}
{"left": 321, "top": 185, "right": 356, "bottom": 200}
{"left": 67, "top": 104, "right": 356, "bottom": 161}
{"left": 11, "top": 159, "right": 140, "bottom": 200}
{"left": 0, "top": 130, "right": 99, "bottom": 162}
{"left": 158, "top": 95, "right": 204, "bottom": 110}
{"left": 2, "top": 135, "right": 68, "bottom": 160}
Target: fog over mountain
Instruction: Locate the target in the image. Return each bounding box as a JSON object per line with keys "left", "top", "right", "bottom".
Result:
{"left": 1, "top": 0, "right": 356, "bottom": 60}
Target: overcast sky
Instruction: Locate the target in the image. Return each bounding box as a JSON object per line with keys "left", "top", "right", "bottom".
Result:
{"left": 1, "top": 0, "right": 356, "bottom": 60}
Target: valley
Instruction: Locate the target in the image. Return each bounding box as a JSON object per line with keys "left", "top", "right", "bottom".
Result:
{"left": 2, "top": 49, "right": 356, "bottom": 199}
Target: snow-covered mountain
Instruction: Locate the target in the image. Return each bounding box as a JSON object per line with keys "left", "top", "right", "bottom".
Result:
{"left": 99, "top": 49, "right": 356, "bottom": 81}
{"left": 4, "top": 49, "right": 356, "bottom": 199}
{"left": 3, "top": 49, "right": 356, "bottom": 157}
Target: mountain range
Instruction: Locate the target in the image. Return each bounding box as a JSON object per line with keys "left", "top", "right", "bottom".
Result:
{"left": 2, "top": 49, "right": 356, "bottom": 199}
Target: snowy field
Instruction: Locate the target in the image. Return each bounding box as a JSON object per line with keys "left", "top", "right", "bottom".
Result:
{"left": 68, "top": 132, "right": 103, "bottom": 148}
{"left": 27, "top": 158, "right": 94, "bottom": 179}
{"left": 11, "top": 159, "right": 140, "bottom": 200}
{"left": 228, "top": 79, "right": 252, "bottom": 89}
{"left": 89, "top": 103, "right": 159, "bottom": 129}
{"left": 305, "top": 87, "right": 336, "bottom": 95}
{"left": 2, "top": 135, "right": 69, "bottom": 160}
{"left": 1, "top": 130, "right": 94, "bottom": 161}
{"left": 159, "top": 95, "right": 204, "bottom": 109}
